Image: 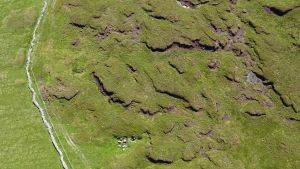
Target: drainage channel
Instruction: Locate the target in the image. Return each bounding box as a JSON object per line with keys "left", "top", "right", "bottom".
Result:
{"left": 25, "top": 1, "right": 69, "bottom": 168}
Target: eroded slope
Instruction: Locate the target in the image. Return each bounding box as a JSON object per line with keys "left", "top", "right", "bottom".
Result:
{"left": 33, "top": 0, "right": 299, "bottom": 168}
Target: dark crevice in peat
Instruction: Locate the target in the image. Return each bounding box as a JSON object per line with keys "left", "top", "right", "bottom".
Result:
{"left": 244, "top": 111, "right": 266, "bottom": 117}
{"left": 168, "top": 62, "right": 184, "bottom": 74}
{"left": 142, "top": 7, "right": 176, "bottom": 23}
{"left": 92, "top": 72, "right": 113, "bottom": 97}
{"left": 263, "top": 6, "right": 300, "bottom": 16}
{"left": 199, "top": 130, "right": 213, "bottom": 137}
{"left": 149, "top": 14, "right": 168, "bottom": 21}
{"left": 141, "top": 7, "right": 154, "bottom": 13}
{"left": 92, "top": 72, "right": 138, "bottom": 109}
{"left": 156, "top": 89, "right": 189, "bottom": 103}
{"left": 145, "top": 71, "right": 201, "bottom": 112}
{"left": 144, "top": 40, "right": 217, "bottom": 53}
{"left": 145, "top": 72, "right": 187, "bottom": 102}
{"left": 126, "top": 64, "right": 137, "bottom": 73}
{"left": 53, "top": 91, "right": 79, "bottom": 101}
{"left": 186, "top": 105, "right": 199, "bottom": 112}
{"left": 69, "top": 22, "right": 86, "bottom": 29}
{"left": 147, "top": 156, "right": 173, "bottom": 164}
{"left": 245, "top": 20, "right": 269, "bottom": 35}
{"left": 145, "top": 42, "right": 192, "bottom": 52}
{"left": 287, "top": 117, "right": 300, "bottom": 122}
{"left": 192, "top": 40, "right": 217, "bottom": 51}
{"left": 249, "top": 71, "right": 297, "bottom": 113}
{"left": 224, "top": 75, "right": 240, "bottom": 83}
{"left": 271, "top": 85, "right": 297, "bottom": 113}
{"left": 124, "top": 100, "right": 140, "bottom": 108}
{"left": 210, "top": 23, "right": 222, "bottom": 34}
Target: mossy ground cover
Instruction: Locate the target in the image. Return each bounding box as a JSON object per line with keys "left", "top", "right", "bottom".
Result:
{"left": 0, "top": 0, "right": 61, "bottom": 168}
{"left": 32, "top": 0, "right": 299, "bottom": 168}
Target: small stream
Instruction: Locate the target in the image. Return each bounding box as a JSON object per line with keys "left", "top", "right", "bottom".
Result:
{"left": 25, "top": 1, "right": 69, "bottom": 168}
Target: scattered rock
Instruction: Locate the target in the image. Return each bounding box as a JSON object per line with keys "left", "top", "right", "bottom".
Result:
{"left": 208, "top": 59, "right": 219, "bottom": 70}
{"left": 246, "top": 72, "right": 263, "bottom": 84}
{"left": 71, "top": 39, "right": 80, "bottom": 47}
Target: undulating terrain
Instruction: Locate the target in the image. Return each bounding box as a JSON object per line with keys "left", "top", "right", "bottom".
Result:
{"left": 1, "top": 0, "right": 299, "bottom": 169}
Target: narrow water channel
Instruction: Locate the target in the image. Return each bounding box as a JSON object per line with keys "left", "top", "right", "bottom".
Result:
{"left": 25, "top": 1, "right": 69, "bottom": 168}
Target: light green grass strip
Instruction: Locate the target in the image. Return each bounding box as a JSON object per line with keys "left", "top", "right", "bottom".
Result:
{"left": 25, "top": 0, "right": 69, "bottom": 168}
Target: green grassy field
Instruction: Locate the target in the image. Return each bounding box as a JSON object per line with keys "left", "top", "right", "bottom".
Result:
{"left": 0, "top": 0, "right": 61, "bottom": 168}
